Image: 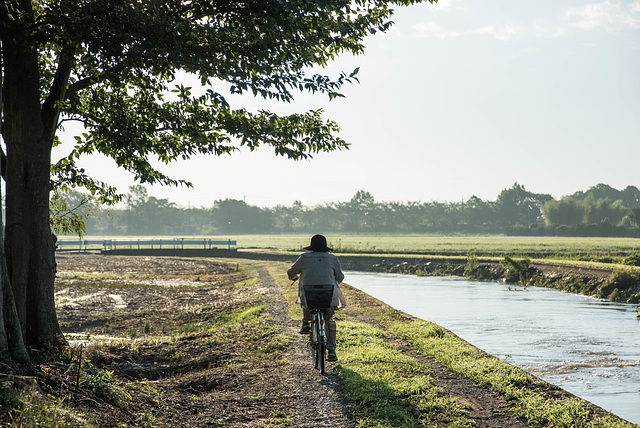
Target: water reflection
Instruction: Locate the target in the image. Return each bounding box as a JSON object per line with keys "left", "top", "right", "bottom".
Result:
{"left": 345, "top": 271, "right": 640, "bottom": 425}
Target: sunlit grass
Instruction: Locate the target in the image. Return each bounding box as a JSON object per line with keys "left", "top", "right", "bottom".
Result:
{"left": 2, "top": 391, "right": 88, "bottom": 427}
{"left": 392, "top": 320, "right": 637, "bottom": 428}
{"left": 234, "top": 278, "right": 259, "bottom": 289}
{"left": 336, "top": 320, "right": 473, "bottom": 427}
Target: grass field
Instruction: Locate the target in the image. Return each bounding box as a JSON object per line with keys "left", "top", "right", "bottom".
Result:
{"left": 59, "top": 234, "right": 640, "bottom": 257}
{"left": 234, "top": 234, "right": 640, "bottom": 256}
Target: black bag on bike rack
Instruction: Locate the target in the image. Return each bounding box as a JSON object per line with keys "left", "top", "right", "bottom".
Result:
{"left": 303, "top": 284, "right": 334, "bottom": 309}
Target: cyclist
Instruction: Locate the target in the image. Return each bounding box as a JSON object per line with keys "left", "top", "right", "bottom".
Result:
{"left": 288, "top": 234, "right": 346, "bottom": 362}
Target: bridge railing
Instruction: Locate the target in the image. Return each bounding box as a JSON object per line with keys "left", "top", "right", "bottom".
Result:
{"left": 56, "top": 238, "right": 237, "bottom": 251}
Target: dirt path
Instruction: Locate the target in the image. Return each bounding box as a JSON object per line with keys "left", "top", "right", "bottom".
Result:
{"left": 256, "top": 266, "right": 355, "bottom": 427}
{"left": 256, "top": 264, "right": 529, "bottom": 427}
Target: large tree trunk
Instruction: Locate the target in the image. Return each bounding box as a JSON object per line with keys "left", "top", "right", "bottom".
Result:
{"left": 0, "top": 29, "right": 30, "bottom": 363}
{"left": 2, "top": 25, "right": 64, "bottom": 349}
{"left": 0, "top": 184, "right": 30, "bottom": 363}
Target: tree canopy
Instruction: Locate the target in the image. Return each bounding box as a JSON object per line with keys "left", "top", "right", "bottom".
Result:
{"left": 3, "top": 0, "right": 431, "bottom": 201}
{"left": 0, "top": 0, "right": 435, "bottom": 360}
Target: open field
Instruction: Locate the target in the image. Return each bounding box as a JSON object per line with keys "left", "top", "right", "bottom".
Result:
{"left": 234, "top": 235, "right": 640, "bottom": 257}
{"left": 4, "top": 254, "right": 635, "bottom": 427}
{"left": 59, "top": 234, "right": 640, "bottom": 259}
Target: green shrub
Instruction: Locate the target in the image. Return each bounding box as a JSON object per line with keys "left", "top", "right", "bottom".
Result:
{"left": 608, "top": 288, "right": 621, "bottom": 302}
{"left": 501, "top": 256, "right": 532, "bottom": 285}
{"left": 464, "top": 254, "right": 479, "bottom": 278}
{"left": 601, "top": 270, "right": 640, "bottom": 302}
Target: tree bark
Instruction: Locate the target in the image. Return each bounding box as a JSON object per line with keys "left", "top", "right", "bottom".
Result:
{"left": 2, "top": 22, "right": 64, "bottom": 350}
{"left": 0, "top": 183, "right": 29, "bottom": 363}
{"left": 0, "top": 34, "right": 29, "bottom": 363}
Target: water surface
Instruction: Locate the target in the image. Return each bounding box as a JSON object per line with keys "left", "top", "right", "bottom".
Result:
{"left": 345, "top": 272, "right": 640, "bottom": 425}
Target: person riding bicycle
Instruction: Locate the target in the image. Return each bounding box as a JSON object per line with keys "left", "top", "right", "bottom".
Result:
{"left": 288, "top": 234, "right": 346, "bottom": 362}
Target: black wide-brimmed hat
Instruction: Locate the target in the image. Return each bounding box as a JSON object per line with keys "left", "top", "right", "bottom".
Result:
{"left": 303, "top": 234, "right": 333, "bottom": 252}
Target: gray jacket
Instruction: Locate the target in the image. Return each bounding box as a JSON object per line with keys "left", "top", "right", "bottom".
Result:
{"left": 287, "top": 252, "right": 347, "bottom": 308}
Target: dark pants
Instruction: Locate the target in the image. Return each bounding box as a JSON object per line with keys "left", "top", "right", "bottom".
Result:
{"left": 303, "top": 307, "right": 336, "bottom": 350}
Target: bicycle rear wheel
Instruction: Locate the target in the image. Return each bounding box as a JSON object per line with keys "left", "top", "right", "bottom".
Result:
{"left": 317, "top": 340, "right": 325, "bottom": 373}
{"left": 316, "top": 313, "right": 326, "bottom": 373}
{"left": 311, "top": 314, "right": 326, "bottom": 373}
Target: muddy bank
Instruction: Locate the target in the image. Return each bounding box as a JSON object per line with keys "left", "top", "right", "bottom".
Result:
{"left": 226, "top": 251, "right": 640, "bottom": 305}
{"left": 97, "top": 248, "right": 640, "bottom": 304}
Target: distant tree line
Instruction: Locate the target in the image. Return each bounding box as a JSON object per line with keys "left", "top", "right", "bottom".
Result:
{"left": 56, "top": 183, "right": 640, "bottom": 237}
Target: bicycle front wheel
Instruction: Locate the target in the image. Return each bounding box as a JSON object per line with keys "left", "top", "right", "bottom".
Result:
{"left": 315, "top": 314, "right": 326, "bottom": 373}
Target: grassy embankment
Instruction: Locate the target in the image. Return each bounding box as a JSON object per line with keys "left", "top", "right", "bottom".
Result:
{"left": 232, "top": 234, "right": 639, "bottom": 305}
{"left": 226, "top": 234, "right": 640, "bottom": 305}
{"left": 265, "top": 261, "right": 639, "bottom": 428}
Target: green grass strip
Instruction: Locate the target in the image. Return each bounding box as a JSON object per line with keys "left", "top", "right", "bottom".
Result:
{"left": 334, "top": 320, "right": 474, "bottom": 428}
{"left": 393, "top": 320, "right": 637, "bottom": 428}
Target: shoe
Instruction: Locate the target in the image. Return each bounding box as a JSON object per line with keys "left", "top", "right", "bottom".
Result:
{"left": 299, "top": 321, "right": 310, "bottom": 334}
{"left": 327, "top": 349, "right": 338, "bottom": 362}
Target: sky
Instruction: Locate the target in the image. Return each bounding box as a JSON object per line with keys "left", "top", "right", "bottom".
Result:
{"left": 52, "top": 0, "right": 640, "bottom": 208}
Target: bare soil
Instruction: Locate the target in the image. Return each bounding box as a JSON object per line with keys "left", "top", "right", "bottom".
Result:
{"left": 12, "top": 253, "right": 583, "bottom": 426}
{"left": 53, "top": 254, "right": 359, "bottom": 427}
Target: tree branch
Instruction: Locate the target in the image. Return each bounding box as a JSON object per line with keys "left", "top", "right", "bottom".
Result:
{"left": 66, "top": 61, "right": 128, "bottom": 95}
{"left": 41, "top": 44, "right": 76, "bottom": 138}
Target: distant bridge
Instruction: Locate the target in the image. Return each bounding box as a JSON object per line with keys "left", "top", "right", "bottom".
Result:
{"left": 56, "top": 238, "right": 237, "bottom": 251}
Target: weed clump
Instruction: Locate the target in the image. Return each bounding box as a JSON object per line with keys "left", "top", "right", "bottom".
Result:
{"left": 622, "top": 253, "right": 640, "bottom": 267}
{"left": 600, "top": 270, "right": 640, "bottom": 303}
{"left": 464, "top": 253, "right": 479, "bottom": 278}
{"left": 501, "top": 256, "right": 533, "bottom": 286}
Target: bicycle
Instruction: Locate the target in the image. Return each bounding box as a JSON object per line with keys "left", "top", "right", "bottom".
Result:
{"left": 294, "top": 280, "right": 334, "bottom": 374}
